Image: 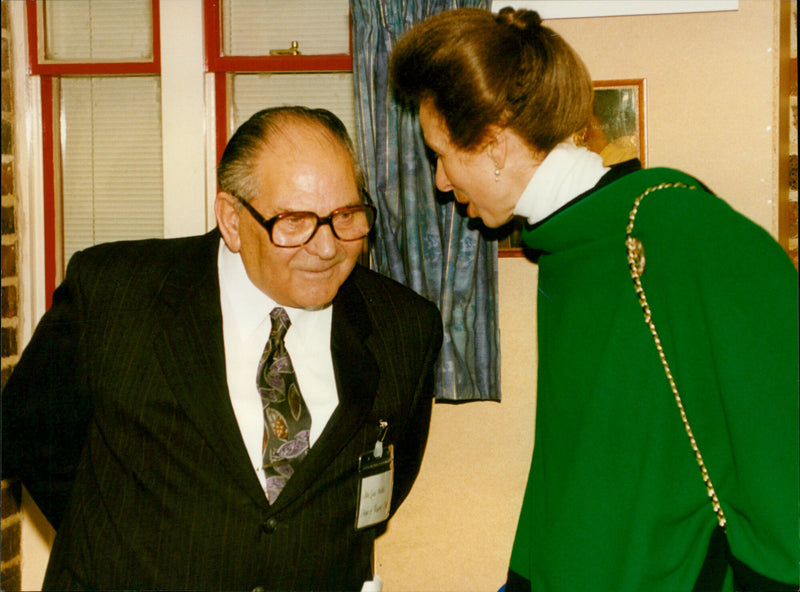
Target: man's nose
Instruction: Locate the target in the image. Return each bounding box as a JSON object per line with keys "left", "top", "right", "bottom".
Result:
{"left": 306, "top": 222, "right": 338, "bottom": 258}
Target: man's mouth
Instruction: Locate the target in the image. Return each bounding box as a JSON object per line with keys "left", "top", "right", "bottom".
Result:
{"left": 300, "top": 264, "right": 338, "bottom": 275}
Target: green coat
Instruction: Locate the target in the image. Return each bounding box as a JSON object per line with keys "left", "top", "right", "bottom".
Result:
{"left": 510, "top": 167, "right": 799, "bottom": 591}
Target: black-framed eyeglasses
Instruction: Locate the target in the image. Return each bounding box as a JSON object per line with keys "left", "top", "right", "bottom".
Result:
{"left": 234, "top": 193, "right": 377, "bottom": 248}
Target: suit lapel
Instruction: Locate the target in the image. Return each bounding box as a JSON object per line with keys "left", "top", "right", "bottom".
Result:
{"left": 270, "top": 270, "right": 380, "bottom": 512}
{"left": 152, "top": 230, "right": 267, "bottom": 507}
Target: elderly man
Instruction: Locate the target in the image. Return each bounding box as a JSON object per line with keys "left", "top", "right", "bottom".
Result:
{"left": 2, "top": 106, "right": 443, "bottom": 591}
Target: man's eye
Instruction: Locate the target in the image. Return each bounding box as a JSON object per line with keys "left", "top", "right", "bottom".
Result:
{"left": 282, "top": 214, "right": 312, "bottom": 227}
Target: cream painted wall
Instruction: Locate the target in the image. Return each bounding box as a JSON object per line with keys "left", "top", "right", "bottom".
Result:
{"left": 375, "top": 259, "right": 538, "bottom": 592}
{"left": 375, "top": 2, "right": 784, "bottom": 590}
{"left": 547, "top": 1, "right": 781, "bottom": 235}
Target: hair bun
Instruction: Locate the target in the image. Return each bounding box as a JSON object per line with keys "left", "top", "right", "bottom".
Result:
{"left": 496, "top": 7, "right": 543, "bottom": 33}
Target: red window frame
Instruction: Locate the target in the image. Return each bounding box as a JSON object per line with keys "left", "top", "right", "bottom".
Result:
{"left": 25, "top": 0, "right": 161, "bottom": 305}
{"left": 203, "top": 0, "right": 353, "bottom": 164}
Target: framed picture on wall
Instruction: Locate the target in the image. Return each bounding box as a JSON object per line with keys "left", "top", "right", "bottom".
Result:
{"left": 497, "top": 79, "right": 646, "bottom": 256}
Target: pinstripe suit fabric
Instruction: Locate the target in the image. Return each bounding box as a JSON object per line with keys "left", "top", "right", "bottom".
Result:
{"left": 1, "top": 228, "right": 443, "bottom": 591}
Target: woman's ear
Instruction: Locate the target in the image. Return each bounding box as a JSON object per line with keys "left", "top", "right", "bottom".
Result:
{"left": 215, "top": 192, "right": 242, "bottom": 252}
{"left": 485, "top": 125, "right": 508, "bottom": 170}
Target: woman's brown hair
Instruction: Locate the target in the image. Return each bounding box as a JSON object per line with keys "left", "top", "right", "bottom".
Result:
{"left": 390, "top": 7, "right": 593, "bottom": 154}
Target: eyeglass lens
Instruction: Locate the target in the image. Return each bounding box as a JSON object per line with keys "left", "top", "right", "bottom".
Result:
{"left": 272, "top": 207, "right": 375, "bottom": 247}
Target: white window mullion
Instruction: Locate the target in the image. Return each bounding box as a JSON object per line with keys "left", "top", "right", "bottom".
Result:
{"left": 10, "top": 1, "right": 47, "bottom": 343}
{"left": 159, "top": 0, "right": 208, "bottom": 237}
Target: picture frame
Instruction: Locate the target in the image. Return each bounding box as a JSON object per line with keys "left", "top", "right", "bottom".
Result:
{"left": 498, "top": 78, "right": 646, "bottom": 256}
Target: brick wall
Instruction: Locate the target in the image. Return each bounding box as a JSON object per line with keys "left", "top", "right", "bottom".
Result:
{"left": 0, "top": 481, "right": 21, "bottom": 592}
{"left": 1, "top": 1, "right": 22, "bottom": 590}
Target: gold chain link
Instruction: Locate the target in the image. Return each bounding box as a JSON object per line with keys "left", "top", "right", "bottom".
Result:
{"left": 626, "top": 182, "right": 727, "bottom": 530}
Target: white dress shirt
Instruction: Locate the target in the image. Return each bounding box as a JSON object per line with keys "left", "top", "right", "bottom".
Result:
{"left": 217, "top": 240, "right": 339, "bottom": 491}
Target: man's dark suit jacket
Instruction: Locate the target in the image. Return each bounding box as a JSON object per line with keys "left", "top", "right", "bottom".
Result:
{"left": 1, "top": 228, "right": 443, "bottom": 591}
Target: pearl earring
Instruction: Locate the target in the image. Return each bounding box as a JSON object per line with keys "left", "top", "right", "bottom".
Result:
{"left": 494, "top": 166, "right": 501, "bottom": 183}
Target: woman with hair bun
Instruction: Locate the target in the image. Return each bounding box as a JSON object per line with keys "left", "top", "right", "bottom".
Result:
{"left": 391, "top": 7, "right": 798, "bottom": 592}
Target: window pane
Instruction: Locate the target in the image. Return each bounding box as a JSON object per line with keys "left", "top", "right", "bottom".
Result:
{"left": 44, "top": 0, "right": 153, "bottom": 61}
{"left": 232, "top": 73, "right": 356, "bottom": 142}
{"left": 222, "top": 0, "right": 349, "bottom": 56}
{"left": 60, "top": 77, "right": 163, "bottom": 264}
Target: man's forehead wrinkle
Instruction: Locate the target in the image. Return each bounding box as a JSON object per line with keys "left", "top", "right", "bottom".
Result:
{"left": 250, "top": 127, "right": 358, "bottom": 220}
{"left": 261, "top": 118, "right": 345, "bottom": 158}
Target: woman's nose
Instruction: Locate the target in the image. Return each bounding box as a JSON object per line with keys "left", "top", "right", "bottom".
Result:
{"left": 435, "top": 161, "right": 453, "bottom": 192}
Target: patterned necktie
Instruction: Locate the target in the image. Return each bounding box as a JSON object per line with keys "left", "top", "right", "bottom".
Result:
{"left": 257, "top": 307, "right": 311, "bottom": 504}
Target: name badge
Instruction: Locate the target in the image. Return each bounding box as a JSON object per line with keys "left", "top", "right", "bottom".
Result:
{"left": 355, "top": 443, "right": 393, "bottom": 529}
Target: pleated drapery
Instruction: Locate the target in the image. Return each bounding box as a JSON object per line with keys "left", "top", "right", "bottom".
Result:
{"left": 351, "top": 0, "right": 500, "bottom": 401}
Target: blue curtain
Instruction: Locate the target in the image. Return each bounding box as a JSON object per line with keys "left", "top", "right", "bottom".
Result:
{"left": 351, "top": 0, "right": 500, "bottom": 401}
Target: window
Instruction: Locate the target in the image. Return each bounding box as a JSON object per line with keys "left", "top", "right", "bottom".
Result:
{"left": 27, "top": 0, "right": 162, "bottom": 299}
{"left": 21, "top": 0, "right": 354, "bottom": 308}
{"left": 204, "top": 0, "right": 354, "bottom": 161}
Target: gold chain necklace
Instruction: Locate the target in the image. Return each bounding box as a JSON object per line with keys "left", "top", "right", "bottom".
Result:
{"left": 625, "top": 182, "right": 727, "bottom": 530}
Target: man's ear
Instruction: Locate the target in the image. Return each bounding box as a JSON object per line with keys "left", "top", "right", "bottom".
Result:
{"left": 215, "top": 192, "right": 242, "bottom": 252}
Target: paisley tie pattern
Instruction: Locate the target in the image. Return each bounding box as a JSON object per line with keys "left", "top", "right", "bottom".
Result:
{"left": 257, "top": 307, "right": 311, "bottom": 504}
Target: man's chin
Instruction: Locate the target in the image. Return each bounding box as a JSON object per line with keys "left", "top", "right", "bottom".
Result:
{"left": 292, "top": 285, "right": 341, "bottom": 310}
